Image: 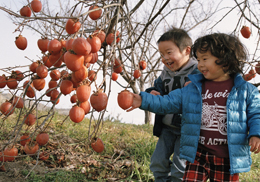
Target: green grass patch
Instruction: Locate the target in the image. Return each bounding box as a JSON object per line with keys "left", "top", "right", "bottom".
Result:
{"left": 1, "top": 111, "right": 260, "bottom": 181}
{"left": 21, "top": 169, "right": 88, "bottom": 182}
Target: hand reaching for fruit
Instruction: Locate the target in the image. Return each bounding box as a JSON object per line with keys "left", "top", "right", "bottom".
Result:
{"left": 126, "top": 93, "right": 142, "bottom": 112}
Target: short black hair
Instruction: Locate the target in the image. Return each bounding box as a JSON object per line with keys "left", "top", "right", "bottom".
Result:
{"left": 191, "top": 33, "right": 247, "bottom": 74}
{"left": 157, "top": 27, "right": 192, "bottom": 52}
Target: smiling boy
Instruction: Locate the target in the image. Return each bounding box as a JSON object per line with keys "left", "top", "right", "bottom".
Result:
{"left": 145, "top": 28, "right": 200, "bottom": 182}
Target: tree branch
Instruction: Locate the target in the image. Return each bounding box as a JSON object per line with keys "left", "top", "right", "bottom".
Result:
{"left": 133, "top": 0, "right": 171, "bottom": 47}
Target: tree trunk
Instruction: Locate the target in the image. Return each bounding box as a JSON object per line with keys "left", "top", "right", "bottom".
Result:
{"left": 144, "top": 110, "right": 153, "bottom": 125}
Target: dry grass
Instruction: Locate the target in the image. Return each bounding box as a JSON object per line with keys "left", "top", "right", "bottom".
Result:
{"left": 1, "top": 111, "right": 260, "bottom": 181}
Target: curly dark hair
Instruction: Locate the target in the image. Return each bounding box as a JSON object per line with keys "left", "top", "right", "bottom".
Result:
{"left": 191, "top": 33, "right": 248, "bottom": 74}
{"left": 157, "top": 27, "right": 192, "bottom": 52}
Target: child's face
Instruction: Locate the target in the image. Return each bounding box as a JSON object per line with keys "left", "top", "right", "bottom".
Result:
{"left": 158, "top": 41, "right": 190, "bottom": 71}
{"left": 197, "top": 51, "right": 230, "bottom": 81}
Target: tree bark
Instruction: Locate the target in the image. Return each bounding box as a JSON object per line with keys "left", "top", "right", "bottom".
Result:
{"left": 144, "top": 110, "right": 153, "bottom": 125}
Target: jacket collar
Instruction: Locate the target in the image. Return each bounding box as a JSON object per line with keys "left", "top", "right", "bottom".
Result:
{"left": 163, "top": 57, "right": 198, "bottom": 77}
{"left": 188, "top": 73, "right": 246, "bottom": 89}
{"left": 233, "top": 73, "right": 246, "bottom": 88}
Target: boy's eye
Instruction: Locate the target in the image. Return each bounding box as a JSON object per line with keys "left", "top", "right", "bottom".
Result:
{"left": 197, "top": 58, "right": 206, "bottom": 61}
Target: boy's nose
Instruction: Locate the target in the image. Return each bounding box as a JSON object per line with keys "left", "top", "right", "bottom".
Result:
{"left": 197, "top": 62, "right": 203, "bottom": 69}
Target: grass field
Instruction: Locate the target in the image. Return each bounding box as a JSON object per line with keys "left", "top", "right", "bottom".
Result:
{"left": 0, "top": 111, "right": 260, "bottom": 181}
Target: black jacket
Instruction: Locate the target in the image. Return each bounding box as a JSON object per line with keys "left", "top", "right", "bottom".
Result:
{"left": 145, "top": 68, "right": 200, "bottom": 137}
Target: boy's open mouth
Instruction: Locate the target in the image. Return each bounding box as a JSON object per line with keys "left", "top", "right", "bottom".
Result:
{"left": 167, "top": 62, "right": 174, "bottom": 66}
{"left": 201, "top": 70, "right": 208, "bottom": 75}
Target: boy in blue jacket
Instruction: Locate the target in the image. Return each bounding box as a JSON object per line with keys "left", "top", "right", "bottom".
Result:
{"left": 146, "top": 28, "right": 200, "bottom": 182}
{"left": 128, "top": 33, "right": 260, "bottom": 181}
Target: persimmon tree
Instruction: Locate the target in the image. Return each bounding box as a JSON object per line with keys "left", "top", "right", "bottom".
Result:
{"left": 0, "top": 1, "right": 260, "bottom": 168}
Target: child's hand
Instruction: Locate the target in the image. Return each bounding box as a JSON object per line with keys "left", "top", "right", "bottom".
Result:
{"left": 126, "top": 93, "right": 142, "bottom": 112}
{"left": 150, "top": 90, "right": 160, "bottom": 96}
{"left": 249, "top": 136, "right": 260, "bottom": 154}
{"left": 184, "top": 81, "right": 191, "bottom": 87}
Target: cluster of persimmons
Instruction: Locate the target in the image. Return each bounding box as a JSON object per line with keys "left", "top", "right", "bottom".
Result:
{"left": 0, "top": 0, "right": 148, "bottom": 162}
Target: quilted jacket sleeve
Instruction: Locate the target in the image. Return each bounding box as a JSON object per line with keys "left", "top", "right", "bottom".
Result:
{"left": 139, "top": 89, "right": 182, "bottom": 115}
{"left": 246, "top": 85, "right": 260, "bottom": 139}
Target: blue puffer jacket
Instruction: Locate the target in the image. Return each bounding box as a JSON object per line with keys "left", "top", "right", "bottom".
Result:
{"left": 139, "top": 73, "right": 260, "bottom": 174}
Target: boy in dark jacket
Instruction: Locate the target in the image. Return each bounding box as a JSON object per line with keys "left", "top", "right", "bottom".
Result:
{"left": 146, "top": 27, "right": 200, "bottom": 182}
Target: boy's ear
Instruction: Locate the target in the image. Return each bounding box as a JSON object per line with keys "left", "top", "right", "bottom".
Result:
{"left": 185, "top": 46, "right": 191, "bottom": 55}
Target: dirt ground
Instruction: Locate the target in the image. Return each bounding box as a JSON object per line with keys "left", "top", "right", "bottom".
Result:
{"left": 0, "top": 137, "right": 89, "bottom": 181}
{"left": 0, "top": 160, "right": 53, "bottom": 182}
{"left": 0, "top": 155, "right": 134, "bottom": 182}
{"left": 0, "top": 144, "right": 134, "bottom": 182}
{"left": 0, "top": 132, "right": 135, "bottom": 181}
